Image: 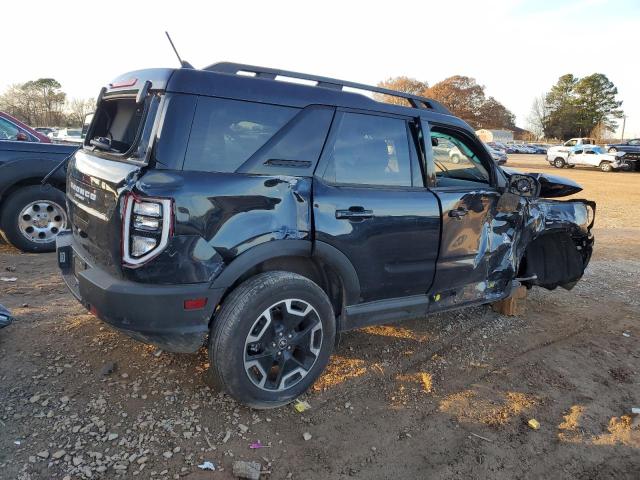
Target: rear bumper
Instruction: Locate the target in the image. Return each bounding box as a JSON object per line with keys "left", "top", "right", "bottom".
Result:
{"left": 59, "top": 240, "right": 222, "bottom": 353}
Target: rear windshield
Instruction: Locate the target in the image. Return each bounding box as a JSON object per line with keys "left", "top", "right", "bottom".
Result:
{"left": 88, "top": 98, "right": 145, "bottom": 154}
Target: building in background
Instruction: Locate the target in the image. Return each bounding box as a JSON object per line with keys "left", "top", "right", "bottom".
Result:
{"left": 476, "top": 129, "right": 514, "bottom": 143}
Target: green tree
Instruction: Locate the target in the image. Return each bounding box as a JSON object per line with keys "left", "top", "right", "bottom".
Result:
{"left": 573, "top": 73, "right": 623, "bottom": 134}
{"left": 541, "top": 73, "right": 623, "bottom": 139}
{"left": 0, "top": 78, "right": 67, "bottom": 126}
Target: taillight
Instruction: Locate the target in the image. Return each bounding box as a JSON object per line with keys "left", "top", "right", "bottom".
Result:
{"left": 122, "top": 193, "right": 173, "bottom": 267}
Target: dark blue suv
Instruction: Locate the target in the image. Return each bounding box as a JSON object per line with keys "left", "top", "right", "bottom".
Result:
{"left": 56, "top": 62, "right": 595, "bottom": 407}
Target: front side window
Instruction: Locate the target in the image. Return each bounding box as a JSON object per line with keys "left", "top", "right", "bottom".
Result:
{"left": 431, "top": 130, "right": 490, "bottom": 187}
{"left": 322, "top": 112, "right": 412, "bottom": 187}
{"left": 0, "top": 118, "right": 20, "bottom": 140}
{"left": 184, "top": 97, "right": 298, "bottom": 173}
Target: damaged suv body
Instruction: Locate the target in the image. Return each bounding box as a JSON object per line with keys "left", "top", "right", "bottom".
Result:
{"left": 56, "top": 63, "right": 595, "bottom": 407}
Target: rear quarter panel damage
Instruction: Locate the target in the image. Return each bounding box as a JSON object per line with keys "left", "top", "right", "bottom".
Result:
{"left": 130, "top": 171, "right": 312, "bottom": 284}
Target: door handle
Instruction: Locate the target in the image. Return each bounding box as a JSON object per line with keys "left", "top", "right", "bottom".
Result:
{"left": 335, "top": 206, "right": 374, "bottom": 220}
{"left": 449, "top": 207, "right": 468, "bottom": 218}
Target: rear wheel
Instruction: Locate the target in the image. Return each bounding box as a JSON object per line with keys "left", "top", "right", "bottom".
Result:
{"left": 600, "top": 161, "right": 613, "bottom": 172}
{"left": 450, "top": 154, "right": 460, "bottom": 164}
{"left": 0, "top": 185, "right": 67, "bottom": 252}
{"left": 553, "top": 158, "right": 566, "bottom": 168}
{"left": 608, "top": 147, "right": 618, "bottom": 153}
{"left": 208, "top": 271, "right": 335, "bottom": 408}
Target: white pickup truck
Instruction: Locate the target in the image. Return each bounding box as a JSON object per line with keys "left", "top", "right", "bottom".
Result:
{"left": 546, "top": 137, "right": 596, "bottom": 164}
{"left": 547, "top": 144, "right": 629, "bottom": 172}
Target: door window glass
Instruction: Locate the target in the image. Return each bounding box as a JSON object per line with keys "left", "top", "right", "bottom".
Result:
{"left": 323, "top": 112, "right": 412, "bottom": 187}
{"left": 431, "top": 130, "right": 490, "bottom": 187}
{"left": 0, "top": 118, "right": 20, "bottom": 140}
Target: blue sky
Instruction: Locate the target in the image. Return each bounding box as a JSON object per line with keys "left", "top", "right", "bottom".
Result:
{"left": 2, "top": 0, "right": 639, "bottom": 136}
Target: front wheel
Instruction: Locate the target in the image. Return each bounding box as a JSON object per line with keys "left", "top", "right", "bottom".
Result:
{"left": 208, "top": 271, "right": 335, "bottom": 409}
{"left": 554, "top": 158, "right": 566, "bottom": 168}
{"left": 608, "top": 147, "right": 618, "bottom": 153}
{"left": 0, "top": 185, "right": 68, "bottom": 252}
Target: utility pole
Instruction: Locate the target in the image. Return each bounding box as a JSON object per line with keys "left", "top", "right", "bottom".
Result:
{"left": 620, "top": 115, "right": 626, "bottom": 141}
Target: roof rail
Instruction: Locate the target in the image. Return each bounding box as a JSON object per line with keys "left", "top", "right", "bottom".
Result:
{"left": 203, "top": 62, "right": 450, "bottom": 114}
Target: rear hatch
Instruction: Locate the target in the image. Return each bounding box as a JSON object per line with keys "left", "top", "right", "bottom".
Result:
{"left": 66, "top": 70, "right": 170, "bottom": 272}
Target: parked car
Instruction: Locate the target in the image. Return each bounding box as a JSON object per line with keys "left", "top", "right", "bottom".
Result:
{"left": 483, "top": 143, "right": 508, "bottom": 164}
{"left": 0, "top": 112, "right": 51, "bottom": 143}
{"left": 605, "top": 138, "right": 640, "bottom": 159}
{"left": 56, "top": 62, "right": 595, "bottom": 408}
{"left": 547, "top": 137, "right": 596, "bottom": 159}
{"left": 49, "top": 128, "right": 83, "bottom": 144}
{"left": 34, "top": 127, "right": 57, "bottom": 136}
{"left": 527, "top": 144, "right": 547, "bottom": 154}
{"left": 548, "top": 145, "right": 630, "bottom": 172}
{"left": 0, "top": 111, "right": 78, "bottom": 252}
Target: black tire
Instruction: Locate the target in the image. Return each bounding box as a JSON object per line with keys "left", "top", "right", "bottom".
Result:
{"left": 608, "top": 147, "right": 617, "bottom": 153}
{"left": 208, "top": 271, "right": 336, "bottom": 409}
{"left": 600, "top": 161, "right": 613, "bottom": 172}
{"left": 553, "top": 157, "right": 566, "bottom": 168}
{"left": 0, "top": 185, "right": 67, "bottom": 253}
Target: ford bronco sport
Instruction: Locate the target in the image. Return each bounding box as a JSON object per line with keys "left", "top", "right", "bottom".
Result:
{"left": 56, "top": 63, "right": 595, "bottom": 408}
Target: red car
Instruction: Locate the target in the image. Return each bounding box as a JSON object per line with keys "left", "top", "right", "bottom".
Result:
{"left": 0, "top": 111, "right": 51, "bottom": 143}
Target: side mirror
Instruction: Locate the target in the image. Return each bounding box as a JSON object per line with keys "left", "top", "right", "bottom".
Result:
{"left": 16, "top": 132, "right": 29, "bottom": 141}
{"left": 508, "top": 174, "right": 539, "bottom": 198}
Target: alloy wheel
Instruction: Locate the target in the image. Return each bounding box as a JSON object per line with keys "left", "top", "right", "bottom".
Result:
{"left": 243, "top": 299, "right": 323, "bottom": 392}
{"left": 18, "top": 200, "right": 67, "bottom": 244}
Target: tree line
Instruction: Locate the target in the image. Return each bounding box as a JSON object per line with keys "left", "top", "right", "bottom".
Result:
{"left": 375, "top": 76, "right": 516, "bottom": 130}
{"left": 0, "top": 78, "right": 94, "bottom": 128}
{"left": 528, "top": 73, "right": 623, "bottom": 141}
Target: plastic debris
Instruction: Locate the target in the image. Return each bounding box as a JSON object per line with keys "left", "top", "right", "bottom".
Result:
{"left": 14, "top": 440, "right": 21, "bottom": 446}
{"left": 222, "top": 430, "right": 232, "bottom": 443}
{"left": 303, "top": 432, "right": 312, "bottom": 441}
{"left": 631, "top": 407, "right": 640, "bottom": 415}
{"left": 0, "top": 277, "right": 17, "bottom": 282}
{"left": 197, "top": 461, "right": 216, "bottom": 471}
{"left": 528, "top": 419, "right": 540, "bottom": 430}
{"left": 293, "top": 400, "right": 311, "bottom": 413}
{"left": 233, "top": 460, "right": 262, "bottom": 480}
{"left": 249, "top": 440, "right": 270, "bottom": 449}
{"left": 622, "top": 331, "right": 631, "bottom": 337}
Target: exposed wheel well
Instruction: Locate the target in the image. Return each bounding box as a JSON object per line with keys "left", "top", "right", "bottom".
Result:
{"left": 517, "top": 231, "right": 585, "bottom": 290}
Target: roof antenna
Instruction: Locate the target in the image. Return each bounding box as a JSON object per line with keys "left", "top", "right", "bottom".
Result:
{"left": 165, "top": 31, "right": 194, "bottom": 69}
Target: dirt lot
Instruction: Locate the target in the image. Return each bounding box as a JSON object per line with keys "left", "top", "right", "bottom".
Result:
{"left": 1, "top": 155, "right": 639, "bottom": 480}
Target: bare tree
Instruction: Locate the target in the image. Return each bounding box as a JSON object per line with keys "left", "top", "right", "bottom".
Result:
{"left": 526, "top": 95, "right": 548, "bottom": 139}
{"left": 66, "top": 98, "right": 95, "bottom": 127}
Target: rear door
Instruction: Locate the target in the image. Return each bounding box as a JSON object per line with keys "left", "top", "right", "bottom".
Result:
{"left": 313, "top": 110, "right": 440, "bottom": 303}
{"left": 425, "top": 122, "right": 521, "bottom": 307}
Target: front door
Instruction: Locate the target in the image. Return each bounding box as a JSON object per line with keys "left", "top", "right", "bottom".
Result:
{"left": 313, "top": 110, "right": 441, "bottom": 303}
{"left": 426, "top": 125, "right": 522, "bottom": 308}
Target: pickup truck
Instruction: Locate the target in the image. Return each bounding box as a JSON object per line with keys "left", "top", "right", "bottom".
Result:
{"left": 546, "top": 138, "right": 596, "bottom": 166}
{"left": 547, "top": 145, "right": 630, "bottom": 172}
{"left": 0, "top": 111, "right": 78, "bottom": 252}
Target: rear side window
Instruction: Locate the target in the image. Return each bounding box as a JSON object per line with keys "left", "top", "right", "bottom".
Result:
{"left": 322, "top": 112, "right": 412, "bottom": 187}
{"left": 184, "top": 97, "right": 298, "bottom": 173}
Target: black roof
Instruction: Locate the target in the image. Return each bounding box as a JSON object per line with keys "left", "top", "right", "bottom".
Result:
{"left": 106, "top": 64, "right": 469, "bottom": 130}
